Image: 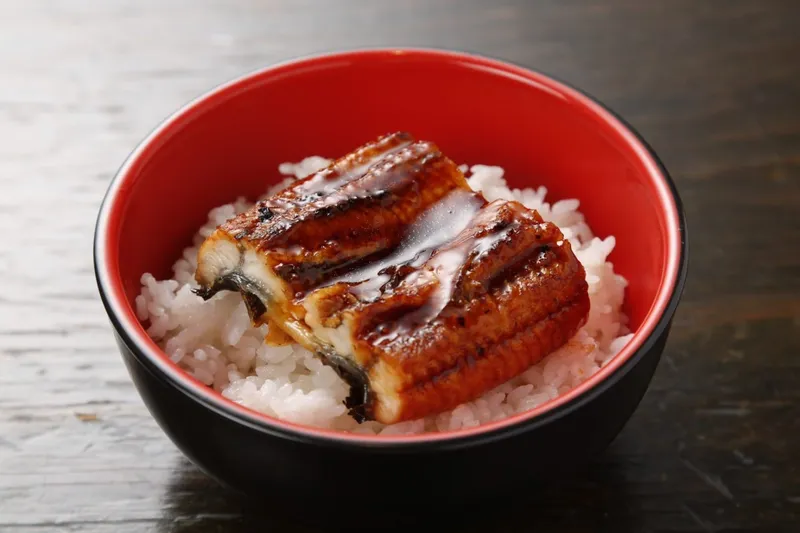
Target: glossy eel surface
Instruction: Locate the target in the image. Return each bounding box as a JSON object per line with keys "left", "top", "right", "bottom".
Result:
{"left": 195, "top": 132, "right": 590, "bottom": 424}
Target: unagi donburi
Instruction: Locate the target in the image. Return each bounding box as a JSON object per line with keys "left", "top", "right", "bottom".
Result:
{"left": 136, "top": 132, "right": 632, "bottom": 434}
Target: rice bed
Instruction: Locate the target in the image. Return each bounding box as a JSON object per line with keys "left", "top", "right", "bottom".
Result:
{"left": 136, "top": 158, "right": 632, "bottom": 435}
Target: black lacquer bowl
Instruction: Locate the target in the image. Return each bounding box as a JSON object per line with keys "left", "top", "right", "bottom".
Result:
{"left": 94, "top": 49, "right": 687, "bottom": 510}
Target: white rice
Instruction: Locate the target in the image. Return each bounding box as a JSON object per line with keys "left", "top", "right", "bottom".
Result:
{"left": 136, "top": 158, "right": 632, "bottom": 435}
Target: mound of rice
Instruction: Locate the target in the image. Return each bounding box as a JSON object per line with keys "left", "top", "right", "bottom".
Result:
{"left": 135, "top": 158, "right": 632, "bottom": 435}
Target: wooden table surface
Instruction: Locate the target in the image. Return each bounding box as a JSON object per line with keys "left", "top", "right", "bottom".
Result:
{"left": 2, "top": 1, "right": 799, "bottom": 531}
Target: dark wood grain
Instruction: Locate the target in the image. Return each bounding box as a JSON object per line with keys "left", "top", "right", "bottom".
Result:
{"left": 1, "top": 1, "right": 798, "bottom": 531}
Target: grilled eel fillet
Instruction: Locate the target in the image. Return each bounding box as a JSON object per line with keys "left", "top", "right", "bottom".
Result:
{"left": 195, "top": 132, "right": 590, "bottom": 424}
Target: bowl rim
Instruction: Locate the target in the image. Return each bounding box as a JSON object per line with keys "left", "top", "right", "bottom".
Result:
{"left": 94, "top": 47, "right": 688, "bottom": 449}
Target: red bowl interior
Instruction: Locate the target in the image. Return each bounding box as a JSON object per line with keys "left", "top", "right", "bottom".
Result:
{"left": 97, "top": 49, "right": 682, "bottom": 444}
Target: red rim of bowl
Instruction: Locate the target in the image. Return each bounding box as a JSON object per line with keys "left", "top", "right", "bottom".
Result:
{"left": 94, "top": 47, "right": 688, "bottom": 448}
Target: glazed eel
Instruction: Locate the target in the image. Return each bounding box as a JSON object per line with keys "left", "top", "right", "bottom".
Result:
{"left": 194, "top": 132, "right": 589, "bottom": 424}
